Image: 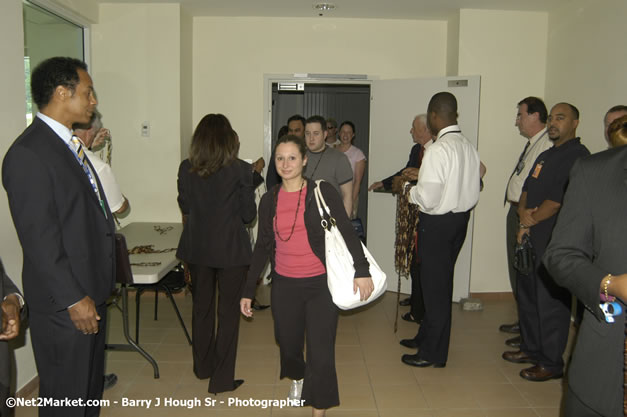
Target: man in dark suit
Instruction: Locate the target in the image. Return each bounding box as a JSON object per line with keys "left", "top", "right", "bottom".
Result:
{"left": 1, "top": 259, "right": 25, "bottom": 417}
{"left": 3, "top": 57, "right": 115, "bottom": 417}
{"left": 368, "top": 114, "right": 431, "bottom": 322}
{"left": 544, "top": 136, "right": 627, "bottom": 416}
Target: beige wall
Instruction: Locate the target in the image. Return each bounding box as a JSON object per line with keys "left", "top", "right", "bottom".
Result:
{"left": 192, "top": 17, "right": 448, "bottom": 161}
{"left": 92, "top": 3, "right": 182, "bottom": 225}
{"left": 50, "top": 0, "right": 99, "bottom": 23}
{"left": 446, "top": 11, "right": 460, "bottom": 76}
{"left": 545, "top": 0, "right": 627, "bottom": 154}
{"left": 458, "top": 9, "right": 549, "bottom": 293}
{"left": 180, "top": 9, "right": 193, "bottom": 160}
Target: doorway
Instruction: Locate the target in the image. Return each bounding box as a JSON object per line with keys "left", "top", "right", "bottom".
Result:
{"left": 270, "top": 82, "right": 371, "bottom": 238}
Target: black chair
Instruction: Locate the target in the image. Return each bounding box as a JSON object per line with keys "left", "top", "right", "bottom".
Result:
{"left": 106, "top": 233, "right": 160, "bottom": 378}
{"left": 133, "top": 263, "right": 192, "bottom": 345}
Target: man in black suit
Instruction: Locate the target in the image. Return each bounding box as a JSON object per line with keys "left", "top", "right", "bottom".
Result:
{"left": 3, "top": 57, "right": 115, "bottom": 417}
{"left": 543, "top": 122, "right": 627, "bottom": 417}
{"left": 368, "top": 114, "right": 431, "bottom": 322}
{"left": 1, "top": 259, "right": 25, "bottom": 417}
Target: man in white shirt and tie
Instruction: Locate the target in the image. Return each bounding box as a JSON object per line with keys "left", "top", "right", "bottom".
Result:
{"left": 401, "top": 91, "right": 480, "bottom": 368}
{"left": 500, "top": 97, "right": 552, "bottom": 347}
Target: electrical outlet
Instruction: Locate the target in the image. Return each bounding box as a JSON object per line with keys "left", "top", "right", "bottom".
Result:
{"left": 141, "top": 121, "right": 150, "bottom": 137}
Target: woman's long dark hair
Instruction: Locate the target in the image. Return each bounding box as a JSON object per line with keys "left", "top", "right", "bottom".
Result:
{"left": 189, "top": 114, "right": 238, "bottom": 178}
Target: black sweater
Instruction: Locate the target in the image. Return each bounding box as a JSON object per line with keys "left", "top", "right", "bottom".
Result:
{"left": 243, "top": 179, "right": 370, "bottom": 299}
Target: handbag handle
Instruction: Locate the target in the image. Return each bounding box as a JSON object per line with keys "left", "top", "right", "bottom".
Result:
{"left": 313, "top": 180, "right": 335, "bottom": 229}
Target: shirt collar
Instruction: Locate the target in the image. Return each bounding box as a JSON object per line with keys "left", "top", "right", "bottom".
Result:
{"left": 36, "top": 112, "right": 73, "bottom": 145}
{"left": 436, "top": 125, "right": 461, "bottom": 141}
{"left": 423, "top": 139, "right": 434, "bottom": 150}
{"left": 528, "top": 127, "right": 548, "bottom": 145}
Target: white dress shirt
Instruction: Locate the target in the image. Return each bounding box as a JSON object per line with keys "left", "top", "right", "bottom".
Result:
{"left": 505, "top": 128, "right": 552, "bottom": 203}
{"left": 37, "top": 112, "right": 72, "bottom": 144}
{"left": 409, "top": 125, "right": 480, "bottom": 214}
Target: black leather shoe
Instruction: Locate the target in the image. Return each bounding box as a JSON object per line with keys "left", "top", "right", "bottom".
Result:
{"left": 399, "top": 297, "right": 411, "bottom": 306}
{"left": 400, "top": 338, "right": 418, "bottom": 349}
{"left": 210, "top": 379, "right": 244, "bottom": 395}
{"left": 499, "top": 322, "right": 520, "bottom": 334}
{"left": 520, "top": 365, "right": 563, "bottom": 382}
{"left": 502, "top": 350, "right": 535, "bottom": 364}
{"left": 401, "top": 354, "right": 445, "bottom": 368}
{"left": 402, "top": 312, "right": 421, "bottom": 323}
{"left": 103, "top": 373, "right": 118, "bottom": 390}
{"left": 505, "top": 335, "right": 522, "bottom": 348}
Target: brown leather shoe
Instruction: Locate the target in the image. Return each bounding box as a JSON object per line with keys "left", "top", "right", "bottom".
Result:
{"left": 520, "top": 365, "right": 563, "bottom": 382}
{"left": 499, "top": 322, "right": 520, "bottom": 334}
{"left": 505, "top": 335, "right": 522, "bottom": 348}
{"left": 502, "top": 350, "right": 535, "bottom": 364}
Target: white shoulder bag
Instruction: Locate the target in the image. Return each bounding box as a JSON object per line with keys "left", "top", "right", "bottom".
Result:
{"left": 313, "top": 181, "right": 387, "bottom": 310}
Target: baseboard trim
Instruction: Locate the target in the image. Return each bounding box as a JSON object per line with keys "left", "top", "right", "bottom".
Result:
{"left": 16, "top": 376, "right": 38, "bottom": 398}
{"left": 470, "top": 292, "right": 515, "bottom": 301}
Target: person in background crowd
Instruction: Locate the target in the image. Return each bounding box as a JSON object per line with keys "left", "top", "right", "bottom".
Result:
{"left": 303, "top": 115, "right": 353, "bottom": 217}
{"left": 500, "top": 97, "right": 552, "bottom": 348}
{"left": 335, "top": 121, "right": 366, "bottom": 219}
{"left": 0, "top": 258, "right": 26, "bottom": 417}
{"left": 325, "top": 118, "right": 339, "bottom": 147}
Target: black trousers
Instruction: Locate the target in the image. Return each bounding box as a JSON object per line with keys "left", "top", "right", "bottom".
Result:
{"left": 409, "top": 254, "right": 425, "bottom": 321}
{"left": 30, "top": 304, "right": 107, "bottom": 417}
{"left": 414, "top": 211, "right": 470, "bottom": 364}
{"left": 517, "top": 247, "right": 571, "bottom": 373}
{"left": 189, "top": 264, "right": 247, "bottom": 393}
{"left": 506, "top": 203, "right": 519, "bottom": 301}
{"left": 271, "top": 273, "right": 339, "bottom": 410}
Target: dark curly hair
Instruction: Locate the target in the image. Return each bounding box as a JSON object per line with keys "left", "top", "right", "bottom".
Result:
{"left": 31, "top": 57, "right": 87, "bottom": 109}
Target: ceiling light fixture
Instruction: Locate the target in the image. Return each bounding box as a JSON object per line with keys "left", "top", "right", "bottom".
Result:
{"left": 314, "top": 3, "right": 336, "bottom": 12}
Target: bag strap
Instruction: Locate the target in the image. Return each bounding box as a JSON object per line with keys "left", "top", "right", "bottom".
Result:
{"left": 314, "top": 180, "right": 335, "bottom": 229}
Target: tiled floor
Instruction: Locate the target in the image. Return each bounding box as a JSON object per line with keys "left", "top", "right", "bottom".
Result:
{"left": 15, "top": 289, "right": 574, "bottom": 416}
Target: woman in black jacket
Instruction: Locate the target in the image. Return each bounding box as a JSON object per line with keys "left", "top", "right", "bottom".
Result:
{"left": 177, "top": 114, "right": 256, "bottom": 394}
{"left": 240, "top": 135, "right": 373, "bottom": 416}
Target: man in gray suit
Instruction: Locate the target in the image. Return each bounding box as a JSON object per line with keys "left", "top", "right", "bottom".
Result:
{"left": 544, "top": 126, "right": 627, "bottom": 417}
{"left": 1, "top": 259, "right": 25, "bottom": 417}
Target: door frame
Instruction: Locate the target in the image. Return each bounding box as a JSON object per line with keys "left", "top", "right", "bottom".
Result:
{"left": 263, "top": 74, "right": 375, "bottom": 166}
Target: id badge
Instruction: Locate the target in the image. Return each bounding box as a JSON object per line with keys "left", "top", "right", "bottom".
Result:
{"left": 531, "top": 161, "right": 544, "bottom": 179}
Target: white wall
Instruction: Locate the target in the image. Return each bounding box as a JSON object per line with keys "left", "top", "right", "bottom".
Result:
{"left": 193, "top": 17, "right": 448, "bottom": 161}
{"left": 446, "top": 11, "right": 460, "bottom": 76}
{"left": 545, "top": 0, "right": 627, "bottom": 154}
{"left": 0, "top": 0, "right": 38, "bottom": 392}
{"left": 457, "top": 9, "right": 549, "bottom": 293}
{"left": 92, "top": 3, "right": 182, "bottom": 225}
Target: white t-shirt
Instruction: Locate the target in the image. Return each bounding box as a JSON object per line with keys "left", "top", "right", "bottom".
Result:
{"left": 84, "top": 149, "right": 125, "bottom": 213}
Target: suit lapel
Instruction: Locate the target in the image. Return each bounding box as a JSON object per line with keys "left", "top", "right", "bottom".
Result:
{"left": 38, "top": 120, "right": 106, "bottom": 216}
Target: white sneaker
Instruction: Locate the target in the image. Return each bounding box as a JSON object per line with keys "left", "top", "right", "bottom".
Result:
{"left": 288, "top": 378, "right": 304, "bottom": 402}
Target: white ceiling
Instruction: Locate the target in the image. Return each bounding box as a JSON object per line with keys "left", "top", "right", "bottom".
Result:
{"left": 98, "top": 0, "right": 567, "bottom": 19}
